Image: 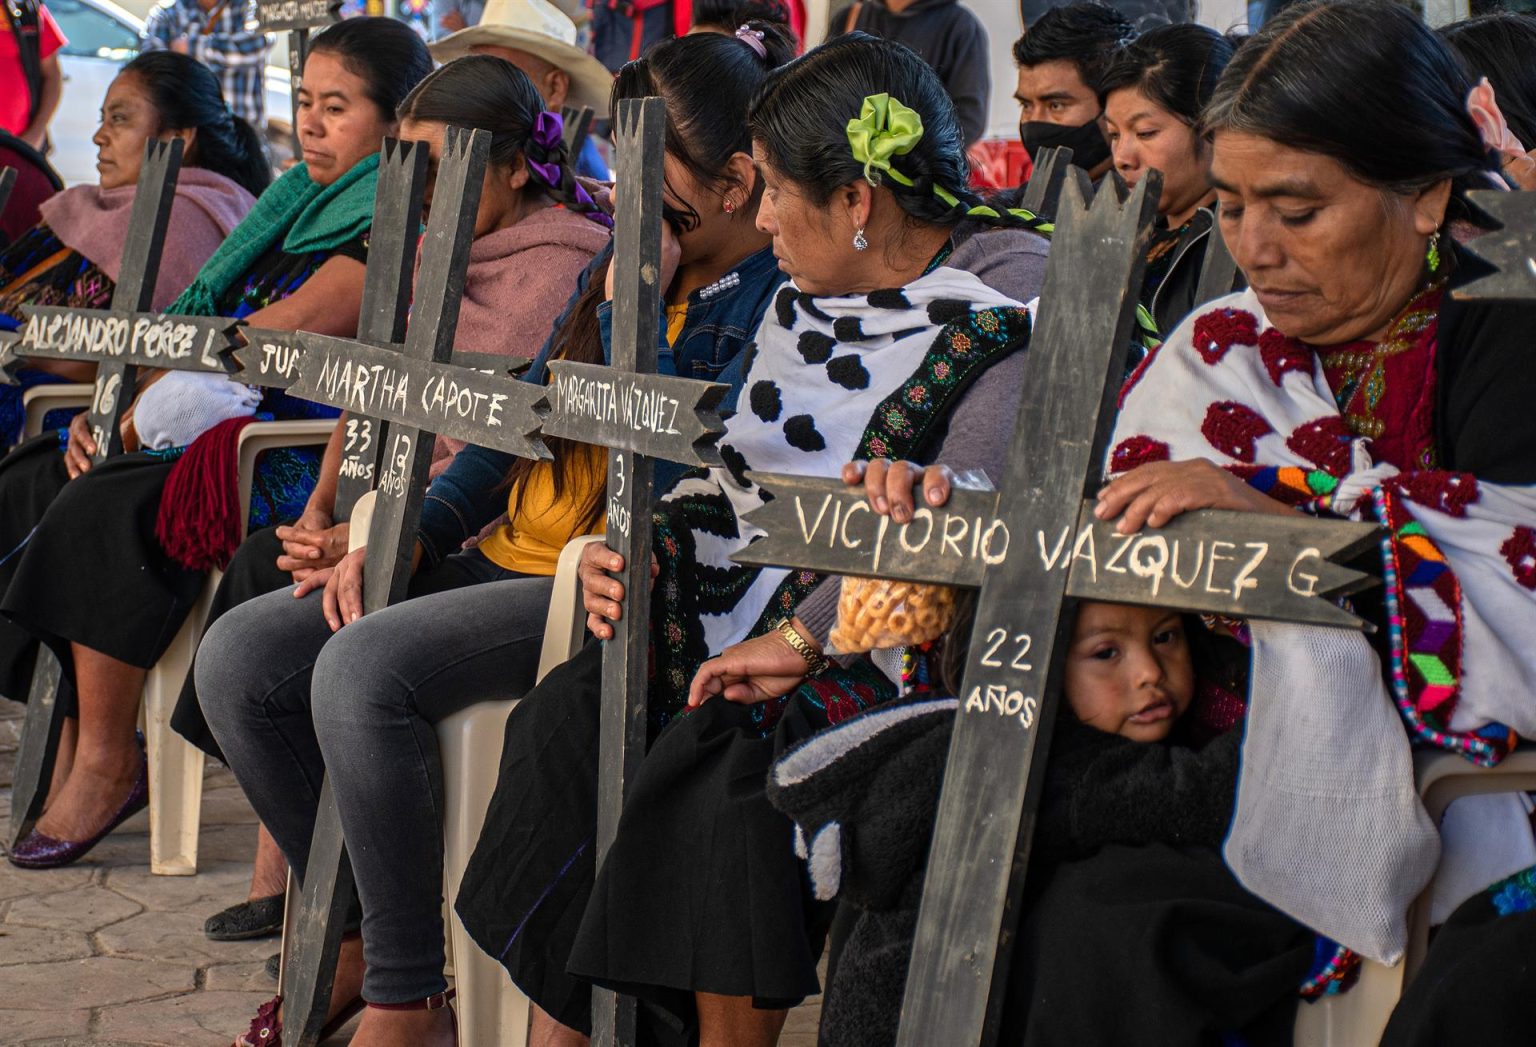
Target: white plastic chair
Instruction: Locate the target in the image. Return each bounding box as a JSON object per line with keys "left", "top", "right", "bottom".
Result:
{"left": 143, "top": 418, "right": 336, "bottom": 875}
{"left": 1292, "top": 746, "right": 1536, "bottom": 1045}
{"left": 20, "top": 381, "right": 93, "bottom": 440}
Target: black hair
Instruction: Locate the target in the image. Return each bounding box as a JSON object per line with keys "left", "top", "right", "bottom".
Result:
{"left": 118, "top": 51, "right": 270, "bottom": 196}
{"left": 750, "top": 34, "right": 1050, "bottom": 233}
{"left": 612, "top": 17, "right": 795, "bottom": 233}
{"left": 1097, "top": 23, "right": 1235, "bottom": 125}
{"left": 1440, "top": 12, "right": 1536, "bottom": 147}
{"left": 307, "top": 16, "right": 433, "bottom": 125}
{"left": 1206, "top": 0, "right": 1500, "bottom": 225}
{"left": 690, "top": 0, "right": 792, "bottom": 31}
{"left": 398, "top": 55, "right": 598, "bottom": 216}
{"left": 1013, "top": 1, "right": 1138, "bottom": 93}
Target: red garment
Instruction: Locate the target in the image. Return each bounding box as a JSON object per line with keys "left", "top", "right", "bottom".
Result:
{"left": 0, "top": 2, "right": 65, "bottom": 136}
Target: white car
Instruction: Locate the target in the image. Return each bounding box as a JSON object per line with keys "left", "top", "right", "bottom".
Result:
{"left": 47, "top": 0, "right": 292, "bottom": 185}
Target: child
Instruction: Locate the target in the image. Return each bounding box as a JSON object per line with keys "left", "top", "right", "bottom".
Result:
{"left": 767, "top": 598, "right": 1311, "bottom": 1047}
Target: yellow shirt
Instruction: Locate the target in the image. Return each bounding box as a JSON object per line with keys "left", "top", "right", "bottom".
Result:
{"left": 479, "top": 302, "right": 687, "bottom": 574}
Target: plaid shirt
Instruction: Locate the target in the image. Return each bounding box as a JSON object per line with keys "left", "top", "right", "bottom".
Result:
{"left": 141, "top": 0, "right": 270, "bottom": 126}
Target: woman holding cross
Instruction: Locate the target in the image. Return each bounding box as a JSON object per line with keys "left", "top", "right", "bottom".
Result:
{"left": 0, "top": 50, "right": 266, "bottom": 449}
{"left": 451, "top": 34, "right": 1053, "bottom": 1047}
{"left": 0, "top": 17, "right": 432, "bottom": 871}
{"left": 785, "top": 4, "right": 1536, "bottom": 1039}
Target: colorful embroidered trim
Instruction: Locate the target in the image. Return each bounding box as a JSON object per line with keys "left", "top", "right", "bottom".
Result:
{"left": 1298, "top": 939, "right": 1361, "bottom": 999}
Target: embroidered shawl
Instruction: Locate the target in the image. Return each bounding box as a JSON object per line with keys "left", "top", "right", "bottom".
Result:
{"left": 1109, "top": 286, "right": 1536, "bottom": 963}
{"left": 647, "top": 267, "right": 1031, "bottom": 727}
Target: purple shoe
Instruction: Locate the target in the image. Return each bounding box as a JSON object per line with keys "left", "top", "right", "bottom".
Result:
{"left": 8, "top": 754, "right": 149, "bottom": 869}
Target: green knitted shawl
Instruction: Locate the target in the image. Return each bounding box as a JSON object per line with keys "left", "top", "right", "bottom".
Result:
{"left": 167, "top": 154, "right": 380, "bottom": 318}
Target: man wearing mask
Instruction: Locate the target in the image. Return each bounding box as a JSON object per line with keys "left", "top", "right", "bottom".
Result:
{"left": 1012, "top": 0, "right": 1135, "bottom": 184}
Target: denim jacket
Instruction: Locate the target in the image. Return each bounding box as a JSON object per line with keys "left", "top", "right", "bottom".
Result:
{"left": 416, "top": 245, "right": 786, "bottom": 565}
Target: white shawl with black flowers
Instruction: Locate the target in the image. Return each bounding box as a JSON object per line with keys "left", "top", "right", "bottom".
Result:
{"left": 662, "top": 265, "right": 1023, "bottom": 658}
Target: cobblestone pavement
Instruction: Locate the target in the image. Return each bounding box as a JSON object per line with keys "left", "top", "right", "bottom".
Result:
{"left": 0, "top": 702, "right": 820, "bottom": 1046}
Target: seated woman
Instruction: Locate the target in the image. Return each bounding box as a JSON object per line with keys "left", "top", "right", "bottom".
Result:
{"left": 0, "top": 16, "right": 432, "bottom": 870}
{"left": 0, "top": 50, "right": 266, "bottom": 448}
{"left": 835, "top": 4, "right": 1529, "bottom": 1037}
{"left": 451, "top": 34, "right": 1049, "bottom": 1047}
{"left": 195, "top": 23, "right": 796, "bottom": 1047}
{"left": 1440, "top": 12, "right": 1536, "bottom": 192}
{"left": 171, "top": 52, "right": 615, "bottom": 950}
{"left": 1099, "top": 23, "right": 1239, "bottom": 341}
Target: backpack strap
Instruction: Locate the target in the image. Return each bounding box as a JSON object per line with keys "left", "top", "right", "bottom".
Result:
{"left": 5, "top": 0, "right": 44, "bottom": 125}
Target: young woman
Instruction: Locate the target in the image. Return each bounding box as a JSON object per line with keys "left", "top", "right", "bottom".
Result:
{"left": 0, "top": 16, "right": 432, "bottom": 870}
{"left": 453, "top": 34, "right": 1050, "bottom": 1047}
{"left": 0, "top": 50, "right": 267, "bottom": 448}
{"left": 196, "top": 26, "right": 795, "bottom": 1047}
{"left": 1099, "top": 23, "right": 1238, "bottom": 338}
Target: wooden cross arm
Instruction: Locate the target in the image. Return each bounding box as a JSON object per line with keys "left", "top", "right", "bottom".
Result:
{"left": 540, "top": 360, "right": 726, "bottom": 468}
{"left": 230, "top": 329, "right": 518, "bottom": 390}
{"left": 1, "top": 307, "right": 242, "bottom": 376}
{"left": 1455, "top": 191, "right": 1536, "bottom": 301}
{"left": 255, "top": 0, "right": 342, "bottom": 31}
{"left": 733, "top": 473, "right": 1382, "bottom": 630}
{"left": 290, "top": 332, "right": 551, "bottom": 460}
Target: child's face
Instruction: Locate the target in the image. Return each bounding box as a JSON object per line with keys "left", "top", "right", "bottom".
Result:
{"left": 1063, "top": 603, "right": 1195, "bottom": 743}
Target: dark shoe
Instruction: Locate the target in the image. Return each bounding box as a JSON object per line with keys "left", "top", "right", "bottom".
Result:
{"left": 7, "top": 752, "right": 149, "bottom": 869}
{"left": 265, "top": 951, "right": 281, "bottom": 982}
{"left": 206, "top": 893, "right": 285, "bottom": 941}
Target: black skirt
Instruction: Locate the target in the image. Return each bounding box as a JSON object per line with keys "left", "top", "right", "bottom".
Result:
{"left": 455, "top": 640, "right": 832, "bottom": 1044}
{"left": 0, "top": 433, "right": 69, "bottom": 701}
{"left": 0, "top": 442, "right": 204, "bottom": 677}
{"left": 170, "top": 524, "right": 291, "bottom": 761}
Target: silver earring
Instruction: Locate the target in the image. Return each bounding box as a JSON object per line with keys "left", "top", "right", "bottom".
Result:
{"left": 853, "top": 228, "right": 868, "bottom": 251}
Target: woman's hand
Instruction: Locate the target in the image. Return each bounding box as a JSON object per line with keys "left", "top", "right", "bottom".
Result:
{"left": 311, "top": 546, "right": 367, "bottom": 632}
{"left": 688, "top": 622, "right": 818, "bottom": 708}
{"left": 64, "top": 413, "right": 97, "bottom": 479}
{"left": 1095, "top": 459, "right": 1292, "bottom": 534}
{"left": 580, "top": 541, "right": 659, "bottom": 640}
{"left": 842, "top": 459, "right": 957, "bottom": 521}
{"left": 275, "top": 510, "right": 349, "bottom": 580}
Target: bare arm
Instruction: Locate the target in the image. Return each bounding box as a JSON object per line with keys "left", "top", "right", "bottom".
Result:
{"left": 240, "top": 255, "right": 367, "bottom": 336}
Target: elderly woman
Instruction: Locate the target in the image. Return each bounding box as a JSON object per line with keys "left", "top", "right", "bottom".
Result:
{"left": 454, "top": 33, "right": 1051, "bottom": 1047}
{"left": 1099, "top": 23, "right": 1239, "bottom": 338}
{"left": 0, "top": 16, "right": 432, "bottom": 870}
{"left": 1080, "top": 0, "right": 1535, "bottom": 1038}
{"left": 0, "top": 50, "right": 265, "bottom": 448}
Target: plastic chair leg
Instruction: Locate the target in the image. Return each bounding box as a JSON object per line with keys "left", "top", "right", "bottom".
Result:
{"left": 143, "top": 576, "right": 216, "bottom": 876}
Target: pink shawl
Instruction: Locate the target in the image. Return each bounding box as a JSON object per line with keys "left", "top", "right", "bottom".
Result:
{"left": 39, "top": 167, "right": 256, "bottom": 311}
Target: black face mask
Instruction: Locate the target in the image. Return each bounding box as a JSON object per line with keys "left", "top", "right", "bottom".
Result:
{"left": 1019, "top": 117, "right": 1111, "bottom": 173}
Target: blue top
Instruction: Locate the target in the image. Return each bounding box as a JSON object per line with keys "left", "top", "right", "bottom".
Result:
{"left": 415, "top": 244, "right": 787, "bottom": 564}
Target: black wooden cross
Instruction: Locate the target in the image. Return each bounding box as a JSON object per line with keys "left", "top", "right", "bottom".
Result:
{"left": 1457, "top": 190, "right": 1536, "bottom": 301}
{"left": 527, "top": 96, "right": 730, "bottom": 1047}
{"left": 255, "top": 0, "right": 342, "bottom": 133}
{"left": 1018, "top": 146, "right": 1093, "bottom": 221}
{"left": 0, "top": 139, "right": 224, "bottom": 849}
{"left": 732, "top": 175, "right": 1381, "bottom": 1046}
{"left": 0, "top": 167, "right": 16, "bottom": 227}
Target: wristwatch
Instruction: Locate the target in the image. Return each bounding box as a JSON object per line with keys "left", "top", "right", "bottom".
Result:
{"left": 773, "top": 618, "right": 829, "bottom": 677}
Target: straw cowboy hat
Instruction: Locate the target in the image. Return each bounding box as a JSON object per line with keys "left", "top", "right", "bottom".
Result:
{"left": 429, "top": 0, "right": 614, "bottom": 117}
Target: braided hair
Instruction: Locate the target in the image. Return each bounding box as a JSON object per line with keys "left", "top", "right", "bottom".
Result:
{"left": 748, "top": 34, "right": 1052, "bottom": 235}
{"left": 119, "top": 51, "right": 270, "bottom": 197}
{"left": 398, "top": 55, "right": 605, "bottom": 222}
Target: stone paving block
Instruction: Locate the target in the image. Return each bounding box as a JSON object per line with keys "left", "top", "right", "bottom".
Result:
{"left": 198, "top": 782, "right": 262, "bottom": 828}
{"left": 0, "top": 955, "right": 192, "bottom": 1010}
{"left": 95, "top": 988, "right": 275, "bottom": 1046}
{"left": 201, "top": 958, "right": 280, "bottom": 993}
{"left": 103, "top": 857, "right": 250, "bottom": 912}
{"left": 0, "top": 861, "right": 95, "bottom": 903}
{"left": 190, "top": 823, "right": 261, "bottom": 866}
{"left": 0, "top": 922, "right": 93, "bottom": 965}
{"left": 96, "top": 910, "right": 273, "bottom": 966}
{"left": 0, "top": 1006, "right": 91, "bottom": 1043}
{"left": 5, "top": 884, "right": 141, "bottom": 932}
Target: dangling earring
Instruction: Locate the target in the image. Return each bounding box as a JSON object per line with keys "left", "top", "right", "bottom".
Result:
{"left": 853, "top": 228, "right": 869, "bottom": 251}
{"left": 723, "top": 199, "right": 736, "bottom": 215}
{"left": 1426, "top": 228, "right": 1443, "bottom": 275}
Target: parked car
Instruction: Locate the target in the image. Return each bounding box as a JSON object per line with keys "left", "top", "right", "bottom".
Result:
{"left": 47, "top": 0, "right": 292, "bottom": 185}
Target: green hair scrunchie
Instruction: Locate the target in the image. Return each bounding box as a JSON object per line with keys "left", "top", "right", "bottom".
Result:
{"left": 844, "top": 92, "right": 1056, "bottom": 237}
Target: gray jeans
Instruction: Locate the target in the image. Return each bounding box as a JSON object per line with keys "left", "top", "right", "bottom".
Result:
{"left": 196, "top": 549, "right": 553, "bottom": 1002}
